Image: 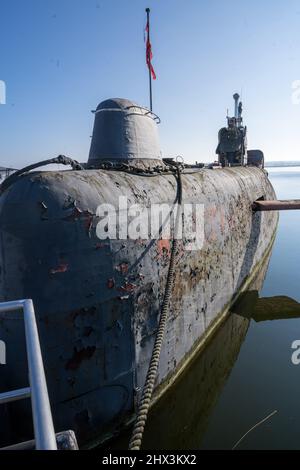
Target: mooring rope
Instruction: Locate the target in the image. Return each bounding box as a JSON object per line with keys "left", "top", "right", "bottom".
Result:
{"left": 0, "top": 155, "right": 84, "bottom": 194}
{"left": 128, "top": 167, "right": 182, "bottom": 451}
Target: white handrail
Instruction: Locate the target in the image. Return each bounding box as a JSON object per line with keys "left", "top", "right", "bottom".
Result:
{"left": 0, "top": 299, "right": 57, "bottom": 450}
{"left": 0, "top": 387, "right": 31, "bottom": 405}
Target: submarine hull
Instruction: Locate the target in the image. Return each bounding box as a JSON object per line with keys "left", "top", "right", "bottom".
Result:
{"left": 0, "top": 166, "right": 277, "bottom": 446}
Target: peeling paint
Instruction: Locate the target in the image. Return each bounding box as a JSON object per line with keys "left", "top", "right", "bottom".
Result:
{"left": 118, "top": 282, "right": 137, "bottom": 293}
{"left": 115, "top": 262, "right": 129, "bottom": 274}
{"left": 157, "top": 239, "right": 171, "bottom": 257}
{"left": 50, "top": 263, "right": 68, "bottom": 274}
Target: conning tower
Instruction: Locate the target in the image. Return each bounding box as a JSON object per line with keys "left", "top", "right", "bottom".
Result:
{"left": 216, "top": 93, "right": 247, "bottom": 167}
{"left": 88, "top": 98, "right": 162, "bottom": 168}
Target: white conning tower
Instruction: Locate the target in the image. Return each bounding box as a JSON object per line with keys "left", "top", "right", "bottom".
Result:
{"left": 87, "top": 98, "right": 162, "bottom": 167}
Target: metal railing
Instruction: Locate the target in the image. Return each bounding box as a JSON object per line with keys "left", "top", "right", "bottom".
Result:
{"left": 0, "top": 299, "right": 57, "bottom": 450}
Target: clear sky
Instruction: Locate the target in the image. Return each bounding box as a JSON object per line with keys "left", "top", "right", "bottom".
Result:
{"left": 1, "top": 0, "right": 300, "bottom": 168}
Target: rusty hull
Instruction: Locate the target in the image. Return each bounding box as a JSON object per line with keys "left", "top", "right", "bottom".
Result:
{"left": 0, "top": 166, "right": 278, "bottom": 446}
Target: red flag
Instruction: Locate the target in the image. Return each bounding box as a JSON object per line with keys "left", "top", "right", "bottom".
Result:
{"left": 145, "top": 19, "right": 156, "bottom": 80}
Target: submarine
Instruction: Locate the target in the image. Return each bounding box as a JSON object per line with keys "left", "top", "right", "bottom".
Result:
{"left": 0, "top": 93, "right": 278, "bottom": 447}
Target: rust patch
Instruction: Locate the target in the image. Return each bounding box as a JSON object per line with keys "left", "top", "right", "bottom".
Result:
{"left": 65, "top": 346, "right": 96, "bottom": 370}
{"left": 95, "top": 242, "right": 108, "bottom": 249}
{"left": 63, "top": 207, "right": 94, "bottom": 235}
{"left": 206, "top": 205, "right": 218, "bottom": 218}
{"left": 157, "top": 239, "right": 171, "bottom": 257}
{"left": 50, "top": 263, "right": 68, "bottom": 274}
{"left": 63, "top": 206, "right": 83, "bottom": 221}
{"left": 118, "top": 282, "right": 136, "bottom": 293}
{"left": 38, "top": 201, "right": 48, "bottom": 220}
{"left": 83, "top": 212, "right": 93, "bottom": 235}
{"left": 208, "top": 231, "right": 217, "bottom": 242}
{"left": 115, "top": 262, "right": 129, "bottom": 274}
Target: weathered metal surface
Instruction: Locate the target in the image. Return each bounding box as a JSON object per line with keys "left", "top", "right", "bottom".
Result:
{"left": 105, "top": 246, "right": 272, "bottom": 449}
{"left": 253, "top": 199, "right": 300, "bottom": 211}
{"left": 88, "top": 98, "right": 161, "bottom": 165}
{"left": 0, "top": 165, "right": 278, "bottom": 447}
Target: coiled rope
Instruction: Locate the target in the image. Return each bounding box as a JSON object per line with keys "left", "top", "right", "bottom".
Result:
{"left": 128, "top": 166, "right": 182, "bottom": 451}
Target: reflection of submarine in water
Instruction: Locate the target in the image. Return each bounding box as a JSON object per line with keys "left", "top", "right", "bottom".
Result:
{"left": 232, "top": 293, "right": 300, "bottom": 322}
{"left": 109, "top": 313, "right": 250, "bottom": 450}
{"left": 0, "top": 94, "right": 278, "bottom": 447}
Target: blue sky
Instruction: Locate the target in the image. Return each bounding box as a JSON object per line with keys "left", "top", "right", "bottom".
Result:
{"left": 1, "top": 0, "right": 300, "bottom": 167}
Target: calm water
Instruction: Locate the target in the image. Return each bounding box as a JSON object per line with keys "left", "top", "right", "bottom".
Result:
{"left": 199, "top": 167, "right": 300, "bottom": 450}
{"left": 106, "top": 167, "right": 300, "bottom": 451}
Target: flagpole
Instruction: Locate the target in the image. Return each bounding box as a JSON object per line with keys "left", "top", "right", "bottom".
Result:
{"left": 146, "top": 7, "right": 153, "bottom": 112}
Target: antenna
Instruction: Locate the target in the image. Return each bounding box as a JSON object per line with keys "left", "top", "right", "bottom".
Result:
{"left": 233, "top": 93, "right": 240, "bottom": 119}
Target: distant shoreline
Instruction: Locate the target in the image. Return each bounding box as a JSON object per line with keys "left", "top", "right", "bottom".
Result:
{"left": 265, "top": 162, "right": 300, "bottom": 168}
